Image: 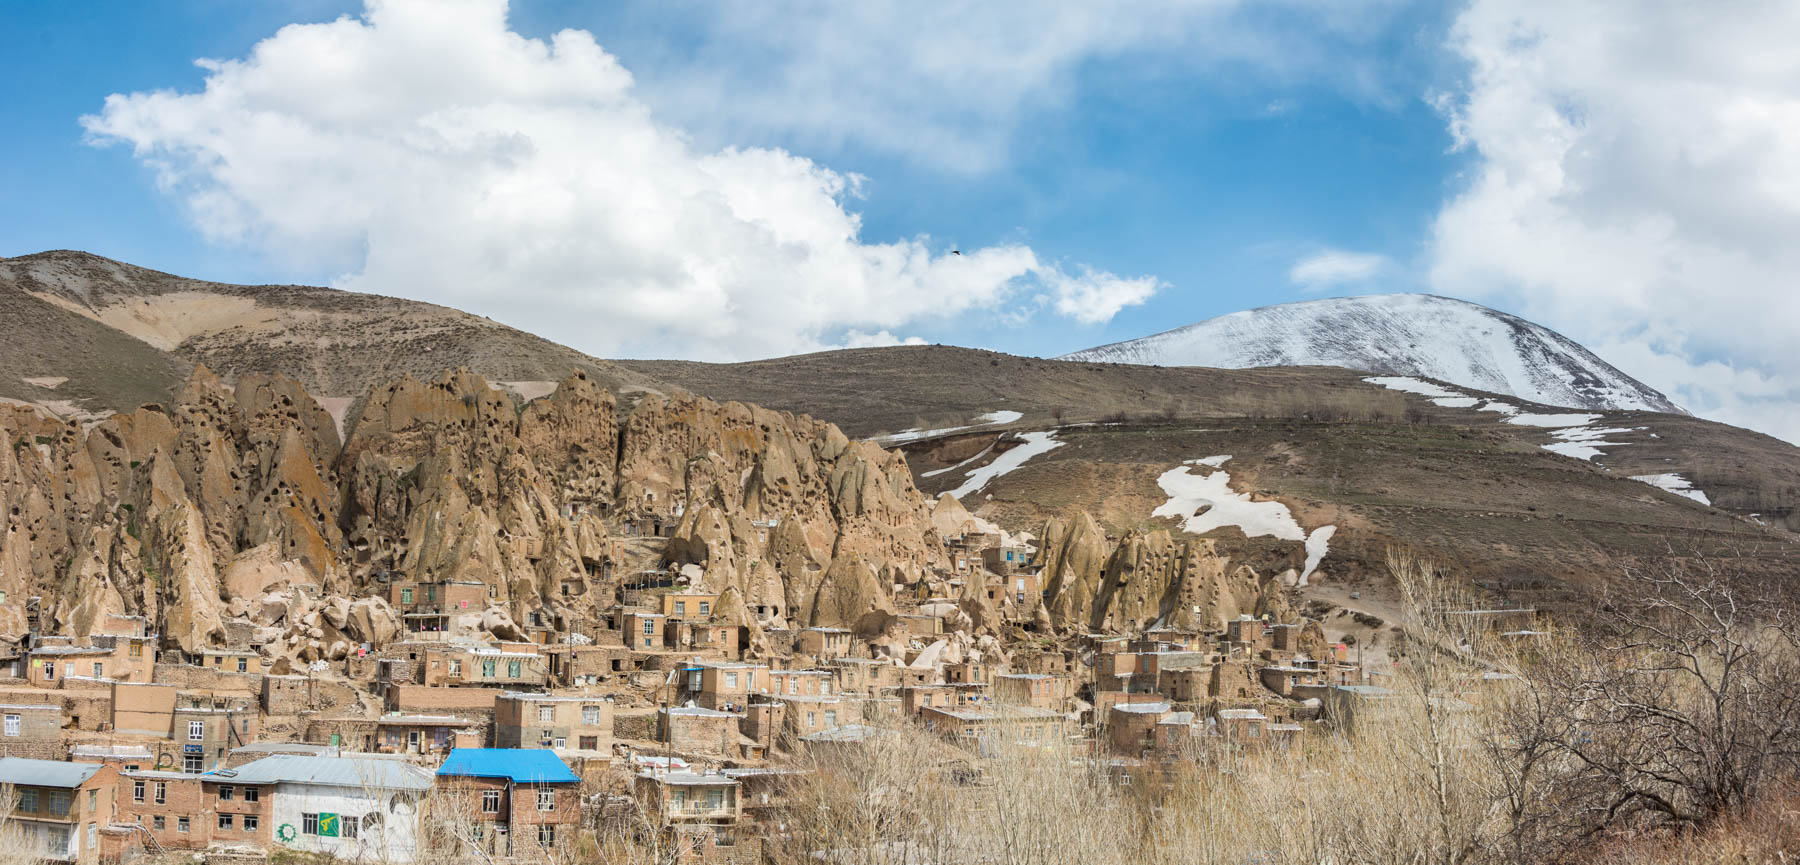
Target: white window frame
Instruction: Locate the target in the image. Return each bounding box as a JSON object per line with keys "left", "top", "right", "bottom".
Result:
{"left": 188, "top": 720, "right": 205, "bottom": 741}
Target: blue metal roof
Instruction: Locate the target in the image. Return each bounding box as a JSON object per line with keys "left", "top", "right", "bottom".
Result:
{"left": 437, "top": 749, "right": 579, "bottom": 784}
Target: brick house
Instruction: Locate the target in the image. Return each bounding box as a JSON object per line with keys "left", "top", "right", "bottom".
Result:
{"left": 494, "top": 692, "right": 614, "bottom": 757}
{"left": 0, "top": 756, "right": 119, "bottom": 864}
{"left": 683, "top": 662, "right": 768, "bottom": 710}
{"left": 632, "top": 770, "right": 758, "bottom": 864}
{"left": 993, "top": 673, "right": 1070, "bottom": 711}
{"left": 25, "top": 638, "right": 155, "bottom": 687}
{"left": 1106, "top": 701, "right": 1172, "bottom": 755}
{"left": 918, "top": 706, "right": 1066, "bottom": 755}
{"left": 777, "top": 695, "right": 856, "bottom": 738}
{"left": 660, "top": 593, "right": 719, "bottom": 621}
{"left": 659, "top": 705, "right": 739, "bottom": 757}
{"left": 373, "top": 713, "right": 484, "bottom": 757}
{"left": 435, "top": 749, "right": 582, "bottom": 860}
{"left": 391, "top": 579, "right": 490, "bottom": 633}
{"left": 0, "top": 703, "right": 64, "bottom": 759}
{"left": 115, "top": 770, "right": 206, "bottom": 851}
{"left": 793, "top": 628, "right": 852, "bottom": 660}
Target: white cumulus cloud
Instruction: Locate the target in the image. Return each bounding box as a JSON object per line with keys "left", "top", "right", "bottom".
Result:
{"left": 1430, "top": 0, "right": 1800, "bottom": 443}
{"left": 1288, "top": 249, "right": 1390, "bottom": 289}
{"left": 80, "top": 0, "right": 1158, "bottom": 361}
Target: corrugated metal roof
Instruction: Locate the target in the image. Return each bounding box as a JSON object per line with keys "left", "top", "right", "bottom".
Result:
{"left": 437, "top": 749, "right": 578, "bottom": 784}
{"left": 0, "top": 757, "right": 104, "bottom": 788}
{"left": 205, "top": 755, "right": 433, "bottom": 791}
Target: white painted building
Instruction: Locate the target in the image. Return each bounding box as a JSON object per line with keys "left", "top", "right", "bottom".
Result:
{"left": 207, "top": 755, "right": 433, "bottom": 863}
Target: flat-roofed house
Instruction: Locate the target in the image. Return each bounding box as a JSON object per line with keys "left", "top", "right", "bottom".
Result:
{"left": 494, "top": 692, "right": 614, "bottom": 757}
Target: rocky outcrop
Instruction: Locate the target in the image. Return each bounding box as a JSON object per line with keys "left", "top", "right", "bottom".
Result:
{"left": 1037, "top": 513, "right": 1287, "bottom": 635}
{"left": 0, "top": 365, "right": 951, "bottom": 656}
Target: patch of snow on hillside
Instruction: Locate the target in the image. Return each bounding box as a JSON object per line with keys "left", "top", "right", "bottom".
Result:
{"left": 1151, "top": 458, "right": 1335, "bottom": 581}
{"left": 1364, "top": 376, "right": 1481, "bottom": 407}
{"left": 946, "top": 432, "right": 1064, "bottom": 500}
{"left": 1301, "top": 525, "right": 1336, "bottom": 588}
{"left": 876, "top": 409, "right": 1024, "bottom": 444}
{"left": 1364, "top": 376, "right": 1637, "bottom": 462}
{"left": 1542, "top": 427, "right": 1639, "bottom": 462}
{"left": 1629, "top": 473, "right": 1712, "bottom": 506}
{"left": 1505, "top": 411, "right": 1602, "bottom": 427}
{"left": 921, "top": 442, "right": 995, "bottom": 478}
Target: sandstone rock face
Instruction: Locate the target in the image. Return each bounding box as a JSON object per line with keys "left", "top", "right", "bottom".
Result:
{"left": 1038, "top": 513, "right": 1281, "bottom": 635}
{"left": 0, "top": 366, "right": 952, "bottom": 654}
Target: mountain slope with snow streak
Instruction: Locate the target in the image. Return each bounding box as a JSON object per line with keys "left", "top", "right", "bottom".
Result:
{"left": 1062, "top": 294, "right": 1681, "bottom": 414}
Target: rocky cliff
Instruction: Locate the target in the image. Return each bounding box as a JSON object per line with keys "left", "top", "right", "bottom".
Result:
{"left": 0, "top": 364, "right": 1307, "bottom": 665}
{"left": 0, "top": 366, "right": 954, "bottom": 662}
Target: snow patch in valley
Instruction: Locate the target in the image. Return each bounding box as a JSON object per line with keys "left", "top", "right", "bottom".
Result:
{"left": 946, "top": 431, "right": 1064, "bottom": 500}
{"left": 1630, "top": 473, "right": 1712, "bottom": 506}
{"left": 921, "top": 442, "right": 995, "bottom": 478}
{"left": 1151, "top": 456, "right": 1335, "bottom": 582}
{"left": 974, "top": 410, "right": 1022, "bottom": 425}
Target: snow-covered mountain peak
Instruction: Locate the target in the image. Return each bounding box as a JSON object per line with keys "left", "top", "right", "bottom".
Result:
{"left": 1059, "top": 293, "right": 1681, "bottom": 414}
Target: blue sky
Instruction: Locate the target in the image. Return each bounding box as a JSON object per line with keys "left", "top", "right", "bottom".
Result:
{"left": 2, "top": 0, "right": 1797, "bottom": 441}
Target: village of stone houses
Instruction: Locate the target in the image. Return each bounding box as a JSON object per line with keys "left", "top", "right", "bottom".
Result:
{"left": 0, "top": 361, "right": 1590, "bottom": 865}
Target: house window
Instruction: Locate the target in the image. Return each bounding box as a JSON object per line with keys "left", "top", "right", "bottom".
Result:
{"left": 824, "top": 711, "right": 837, "bottom": 728}
{"left": 674, "top": 601, "right": 686, "bottom": 616}
{"left": 153, "top": 816, "right": 165, "bottom": 831}
{"left": 482, "top": 659, "right": 497, "bottom": 677}
{"left": 49, "top": 791, "right": 70, "bottom": 816}
{"left": 188, "top": 720, "right": 205, "bottom": 740}
{"left": 482, "top": 790, "right": 500, "bottom": 813}
{"left": 44, "top": 663, "right": 54, "bottom": 680}
{"left": 699, "top": 602, "right": 710, "bottom": 616}
{"left": 18, "top": 788, "right": 37, "bottom": 812}
{"left": 243, "top": 814, "right": 259, "bottom": 832}
{"left": 579, "top": 736, "right": 598, "bottom": 750}
{"left": 93, "top": 662, "right": 104, "bottom": 677}
{"left": 133, "top": 780, "right": 145, "bottom": 802}
{"left": 788, "top": 679, "right": 798, "bottom": 695}
{"left": 177, "top": 817, "right": 189, "bottom": 833}
{"left": 342, "top": 818, "right": 360, "bottom": 839}
{"left": 706, "top": 789, "right": 724, "bottom": 810}
{"left": 538, "top": 705, "right": 555, "bottom": 723}
{"left": 508, "top": 660, "right": 522, "bottom": 679}
{"left": 642, "top": 619, "right": 655, "bottom": 635}
{"left": 243, "top": 787, "right": 259, "bottom": 802}
{"left": 540, "top": 731, "right": 553, "bottom": 747}
{"left": 218, "top": 814, "right": 235, "bottom": 830}
{"left": 88, "top": 789, "right": 97, "bottom": 811}
{"left": 581, "top": 705, "right": 603, "bottom": 725}
{"left": 219, "top": 785, "right": 235, "bottom": 801}
{"left": 538, "top": 825, "right": 556, "bottom": 847}
{"left": 449, "top": 659, "right": 462, "bottom": 676}
{"left": 237, "top": 658, "right": 248, "bottom": 673}
{"left": 3, "top": 714, "right": 17, "bottom": 736}
{"left": 155, "top": 782, "right": 166, "bottom": 804}
{"left": 303, "top": 813, "right": 320, "bottom": 835}
{"left": 401, "top": 588, "right": 414, "bottom": 604}
{"left": 725, "top": 672, "right": 738, "bottom": 688}
{"left": 807, "top": 712, "right": 817, "bottom": 727}
{"left": 183, "top": 754, "right": 202, "bottom": 773}
{"left": 537, "top": 790, "right": 555, "bottom": 812}
{"left": 554, "top": 737, "right": 566, "bottom": 749}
